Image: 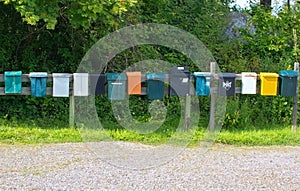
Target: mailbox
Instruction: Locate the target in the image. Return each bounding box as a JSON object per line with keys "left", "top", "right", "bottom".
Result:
{"left": 89, "top": 74, "right": 106, "bottom": 95}
{"left": 4, "top": 71, "right": 22, "bottom": 94}
{"left": 278, "top": 70, "right": 298, "bottom": 96}
{"left": 29, "top": 72, "right": 48, "bottom": 97}
{"left": 241, "top": 72, "right": 257, "bottom": 94}
{"left": 260, "top": 72, "right": 279, "bottom": 96}
{"left": 52, "top": 73, "right": 71, "bottom": 97}
{"left": 126, "top": 72, "right": 142, "bottom": 95}
{"left": 218, "top": 73, "right": 236, "bottom": 96}
{"left": 107, "top": 73, "right": 127, "bottom": 100}
{"left": 169, "top": 66, "right": 190, "bottom": 96}
{"left": 146, "top": 73, "right": 165, "bottom": 100}
{"left": 73, "top": 73, "right": 89, "bottom": 96}
{"left": 193, "top": 72, "right": 211, "bottom": 96}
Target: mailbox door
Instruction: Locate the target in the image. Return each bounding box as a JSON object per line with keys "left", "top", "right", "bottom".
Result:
{"left": 241, "top": 72, "right": 257, "bottom": 94}
{"left": 107, "top": 73, "right": 127, "bottom": 100}
{"left": 218, "top": 73, "right": 236, "bottom": 96}
{"left": 260, "top": 73, "right": 279, "bottom": 96}
{"left": 52, "top": 73, "right": 71, "bottom": 97}
{"left": 29, "top": 72, "right": 48, "bottom": 97}
{"left": 169, "top": 66, "right": 190, "bottom": 96}
{"left": 279, "top": 70, "right": 298, "bottom": 96}
{"left": 126, "top": 72, "right": 141, "bottom": 95}
{"left": 194, "top": 72, "right": 211, "bottom": 96}
{"left": 146, "top": 73, "right": 165, "bottom": 100}
{"left": 73, "top": 73, "right": 89, "bottom": 96}
{"left": 4, "top": 71, "right": 22, "bottom": 94}
{"left": 89, "top": 74, "right": 106, "bottom": 95}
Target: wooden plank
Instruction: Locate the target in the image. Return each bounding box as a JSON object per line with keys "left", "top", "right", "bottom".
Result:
{"left": 209, "top": 62, "right": 216, "bottom": 131}
{"left": 292, "top": 62, "right": 299, "bottom": 133}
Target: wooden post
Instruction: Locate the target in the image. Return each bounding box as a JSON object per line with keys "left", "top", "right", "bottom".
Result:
{"left": 69, "top": 95, "right": 75, "bottom": 128}
{"left": 209, "top": 62, "right": 216, "bottom": 131}
{"left": 185, "top": 94, "right": 191, "bottom": 130}
{"left": 292, "top": 62, "right": 299, "bottom": 133}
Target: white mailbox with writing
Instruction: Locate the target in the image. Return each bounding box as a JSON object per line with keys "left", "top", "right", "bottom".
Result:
{"left": 52, "top": 73, "right": 71, "bottom": 97}
{"left": 73, "top": 73, "right": 89, "bottom": 96}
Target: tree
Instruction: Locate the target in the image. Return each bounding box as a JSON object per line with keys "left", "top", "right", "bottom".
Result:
{"left": 260, "top": 0, "right": 271, "bottom": 9}
{"left": 0, "top": 0, "right": 138, "bottom": 29}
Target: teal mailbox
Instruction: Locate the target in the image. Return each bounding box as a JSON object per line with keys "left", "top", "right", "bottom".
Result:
{"left": 107, "top": 73, "right": 127, "bottom": 100}
{"left": 146, "top": 73, "right": 165, "bottom": 100}
{"left": 4, "top": 71, "right": 22, "bottom": 94}
{"left": 193, "top": 72, "right": 211, "bottom": 96}
{"left": 278, "top": 70, "right": 298, "bottom": 96}
{"left": 29, "top": 72, "right": 48, "bottom": 97}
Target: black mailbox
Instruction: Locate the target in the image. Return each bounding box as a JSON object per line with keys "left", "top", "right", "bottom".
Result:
{"left": 169, "top": 66, "right": 190, "bottom": 96}
{"left": 89, "top": 74, "right": 106, "bottom": 95}
{"left": 218, "top": 73, "right": 236, "bottom": 96}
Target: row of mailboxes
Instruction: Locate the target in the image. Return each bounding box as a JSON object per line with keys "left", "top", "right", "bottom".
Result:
{"left": 2, "top": 69, "right": 299, "bottom": 98}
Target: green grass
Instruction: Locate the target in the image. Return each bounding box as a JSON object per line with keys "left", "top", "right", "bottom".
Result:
{"left": 0, "top": 122, "right": 299, "bottom": 146}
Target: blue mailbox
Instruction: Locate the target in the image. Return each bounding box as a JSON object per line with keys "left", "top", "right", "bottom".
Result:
{"left": 193, "top": 72, "right": 211, "bottom": 96}
{"left": 29, "top": 72, "right": 48, "bottom": 97}
{"left": 107, "top": 73, "right": 127, "bottom": 100}
{"left": 4, "top": 71, "right": 22, "bottom": 94}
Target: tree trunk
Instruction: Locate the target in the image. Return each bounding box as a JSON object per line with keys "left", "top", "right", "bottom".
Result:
{"left": 260, "top": 0, "right": 271, "bottom": 9}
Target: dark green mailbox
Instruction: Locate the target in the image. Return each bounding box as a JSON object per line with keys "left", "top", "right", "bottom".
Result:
{"left": 4, "top": 71, "right": 22, "bottom": 94}
{"left": 146, "top": 73, "right": 165, "bottom": 100}
{"left": 107, "top": 73, "right": 127, "bottom": 100}
{"left": 278, "top": 70, "right": 298, "bottom": 96}
{"left": 218, "top": 73, "right": 236, "bottom": 96}
{"left": 193, "top": 72, "right": 211, "bottom": 96}
{"left": 29, "top": 72, "right": 48, "bottom": 97}
{"left": 89, "top": 74, "right": 106, "bottom": 95}
{"left": 169, "top": 66, "right": 190, "bottom": 96}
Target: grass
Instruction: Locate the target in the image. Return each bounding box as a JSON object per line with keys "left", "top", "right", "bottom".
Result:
{"left": 0, "top": 121, "right": 299, "bottom": 146}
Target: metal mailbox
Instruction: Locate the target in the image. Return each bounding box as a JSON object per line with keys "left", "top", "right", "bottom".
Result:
{"left": 260, "top": 72, "right": 279, "bottom": 96}
{"left": 193, "top": 72, "right": 211, "bottom": 96}
{"left": 73, "top": 73, "right": 89, "bottom": 96}
{"left": 29, "top": 72, "right": 48, "bottom": 97}
{"left": 169, "top": 66, "right": 190, "bottom": 96}
{"left": 218, "top": 73, "right": 236, "bottom": 96}
{"left": 241, "top": 72, "right": 257, "bottom": 94}
{"left": 4, "top": 71, "right": 22, "bottom": 94}
{"left": 126, "top": 72, "right": 142, "bottom": 95}
{"left": 146, "top": 73, "right": 165, "bottom": 100}
{"left": 107, "top": 73, "right": 127, "bottom": 100}
{"left": 89, "top": 74, "right": 106, "bottom": 95}
{"left": 52, "top": 73, "right": 71, "bottom": 97}
{"left": 278, "top": 70, "right": 298, "bottom": 96}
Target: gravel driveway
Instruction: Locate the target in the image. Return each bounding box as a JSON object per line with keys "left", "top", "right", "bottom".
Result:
{"left": 0, "top": 142, "right": 299, "bottom": 191}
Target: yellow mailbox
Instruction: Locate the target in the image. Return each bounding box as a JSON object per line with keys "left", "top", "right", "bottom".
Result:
{"left": 260, "top": 72, "right": 279, "bottom": 96}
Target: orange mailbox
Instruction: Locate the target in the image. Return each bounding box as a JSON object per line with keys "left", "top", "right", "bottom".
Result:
{"left": 126, "top": 72, "right": 142, "bottom": 94}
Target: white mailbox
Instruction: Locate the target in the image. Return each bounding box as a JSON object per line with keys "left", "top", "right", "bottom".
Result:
{"left": 73, "top": 73, "right": 89, "bottom": 96}
{"left": 241, "top": 72, "right": 257, "bottom": 94}
{"left": 52, "top": 73, "right": 71, "bottom": 97}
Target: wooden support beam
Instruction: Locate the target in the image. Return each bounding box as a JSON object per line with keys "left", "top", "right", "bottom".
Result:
{"left": 292, "top": 62, "right": 299, "bottom": 133}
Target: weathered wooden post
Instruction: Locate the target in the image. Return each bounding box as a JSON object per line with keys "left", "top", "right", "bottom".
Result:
{"left": 209, "top": 62, "right": 216, "bottom": 131}
{"left": 292, "top": 62, "right": 299, "bottom": 132}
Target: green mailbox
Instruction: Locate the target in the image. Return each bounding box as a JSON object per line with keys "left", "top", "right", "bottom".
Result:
{"left": 278, "top": 70, "right": 298, "bottom": 96}
{"left": 107, "top": 73, "right": 127, "bottom": 100}
{"left": 4, "top": 71, "right": 22, "bottom": 94}
{"left": 146, "top": 73, "right": 165, "bottom": 100}
{"left": 29, "top": 72, "right": 48, "bottom": 97}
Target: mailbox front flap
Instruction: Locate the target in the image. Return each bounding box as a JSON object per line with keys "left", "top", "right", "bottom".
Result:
{"left": 29, "top": 72, "right": 48, "bottom": 78}
{"left": 278, "top": 70, "right": 298, "bottom": 77}
{"left": 5, "top": 71, "right": 22, "bottom": 77}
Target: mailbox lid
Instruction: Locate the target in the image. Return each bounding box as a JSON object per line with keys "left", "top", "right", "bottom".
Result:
{"left": 5, "top": 71, "right": 22, "bottom": 77}
{"left": 278, "top": 70, "right": 298, "bottom": 77}
{"left": 29, "top": 72, "right": 48, "bottom": 78}
{"left": 106, "top": 73, "right": 126, "bottom": 81}
{"left": 146, "top": 73, "right": 165, "bottom": 99}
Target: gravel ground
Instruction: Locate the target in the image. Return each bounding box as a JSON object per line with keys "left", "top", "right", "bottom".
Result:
{"left": 0, "top": 142, "right": 299, "bottom": 191}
